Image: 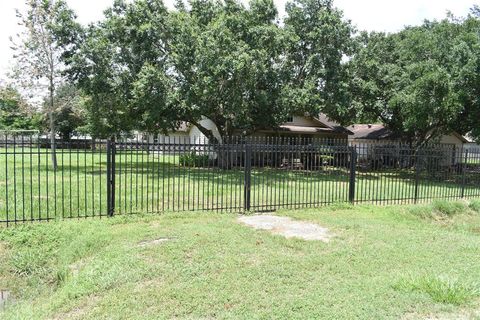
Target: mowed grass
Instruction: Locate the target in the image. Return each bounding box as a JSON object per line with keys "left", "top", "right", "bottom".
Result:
{"left": 0, "top": 147, "right": 479, "bottom": 222}
{"left": 1, "top": 202, "right": 480, "bottom": 319}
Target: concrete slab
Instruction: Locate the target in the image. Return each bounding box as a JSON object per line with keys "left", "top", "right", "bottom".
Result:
{"left": 238, "top": 215, "right": 332, "bottom": 242}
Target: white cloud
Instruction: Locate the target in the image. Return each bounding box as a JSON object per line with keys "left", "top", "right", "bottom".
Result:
{"left": 335, "top": 0, "right": 475, "bottom": 33}
{"left": 0, "top": 0, "right": 115, "bottom": 80}
{"left": 0, "top": 0, "right": 478, "bottom": 80}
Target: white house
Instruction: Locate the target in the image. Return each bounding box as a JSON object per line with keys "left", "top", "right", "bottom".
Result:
{"left": 148, "top": 114, "right": 352, "bottom": 145}
{"left": 464, "top": 135, "right": 480, "bottom": 162}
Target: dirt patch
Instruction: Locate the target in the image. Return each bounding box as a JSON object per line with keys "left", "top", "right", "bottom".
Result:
{"left": 404, "top": 310, "right": 480, "bottom": 320}
{"left": 52, "top": 295, "right": 100, "bottom": 320}
{"left": 0, "top": 290, "right": 12, "bottom": 309}
{"left": 137, "top": 238, "right": 172, "bottom": 247}
{"left": 69, "top": 258, "right": 91, "bottom": 277}
{"left": 402, "top": 301, "right": 480, "bottom": 320}
{"left": 238, "top": 215, "right": 332, "bottom": 242}
{"left": 470, "top": 226, "right": 480, "bottom": 234}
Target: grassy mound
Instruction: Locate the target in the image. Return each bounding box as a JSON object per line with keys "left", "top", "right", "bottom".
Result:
{"left": 1, "top": 204, "right": 480, "bottom": 319}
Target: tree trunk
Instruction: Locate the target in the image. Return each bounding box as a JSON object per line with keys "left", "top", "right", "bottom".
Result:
{"left": 190, "top": 120, "right": 231, "bottom": 169}
{"left": 49, "top": 109, "right": 58, "bottom": 170}
{"left": 49, "top": 79, "right": 57, "bottom": 170}
{"left": 215, "top": 138, "right": 232, "bottom": 170}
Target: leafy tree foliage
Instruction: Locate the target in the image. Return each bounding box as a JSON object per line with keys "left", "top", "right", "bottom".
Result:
{"left": 52, "top": 0, "right": 480, "bottom": 145}
{"left": 64, "top": 0, "right": 172, "bottom": 138}
{"left": 64, "top": 0, "right": 355, "bottom": 141}
{"left": 48, "top": 84, "right": 85, "bottom": 141}
{"left": 165, "top": 0, "right": 290, "bottom": 140}
{"left": 11, "top": 0, "right": 80, "bottom": 168}
{"left": 350, "top": 14, "right": 480, "bottom": 145}
{"left": 283, "top": 0, "right": 356, "bottom": 123}
{"left": 0, "top": 86, "right": 42, "bottom": 131}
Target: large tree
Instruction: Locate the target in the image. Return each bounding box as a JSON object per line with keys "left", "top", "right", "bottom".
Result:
{"left": 456, "top": 8, "right": 480, "bottom": 142}
{"left": 65, "top": 0, "right": 172, "bottom": 138}
{"left": 350, "top": 13, "right": 480, "bottom": 146}
{"left": 282, "top": 0, "right": 356, "bottom": 123}
{"left": 65, "top": 0, "right": 355, "bottom": 141}
{"left": 164, "top": 0, "right": 290, "bottom": 140}
{"left": 11, "top": 0, "right": 80, "bottom": 169}
{"left": 68, "top": 0, "right": 286, "bottom": 140}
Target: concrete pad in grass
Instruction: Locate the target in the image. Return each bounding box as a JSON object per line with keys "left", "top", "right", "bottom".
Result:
{"left": 238, "top": 215, "right": 332, "bottom": 242}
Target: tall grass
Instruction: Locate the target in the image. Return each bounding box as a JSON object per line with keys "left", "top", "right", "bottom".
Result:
{"left": 468, "top": 200, "right": 480, "bottom": 213}
{"left": 395, "top": 275, "right": 479, "bottom": 305}
{"left": 432, "top": 200, "right": 468, "bottom": 216}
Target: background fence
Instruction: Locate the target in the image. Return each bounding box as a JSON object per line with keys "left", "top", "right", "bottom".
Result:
{"left": 0, "top": 134, "right": 479, "bottom": 225}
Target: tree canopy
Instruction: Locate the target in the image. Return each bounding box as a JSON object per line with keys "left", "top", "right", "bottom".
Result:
{"left": 349, "top": 13, "right": 480, "bottom": 145}
{"left": 63, "top": 0, "right": 355, "bottom": 141}
{"left": 0, "top": 86, "right": 41, "bottom": 131}
{"left": 11, "top": 0, "right": 81, "bottom": 168}
{"left": 49, "top": 83, "right": 85, "bottom": 140}
{"left": 5, "top": 0, "right": 480, "bottom": 144}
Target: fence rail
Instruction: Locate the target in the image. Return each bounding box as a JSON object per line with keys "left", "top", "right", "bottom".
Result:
{"left": 0, "top": 134, "right": 479, "bottom": 225}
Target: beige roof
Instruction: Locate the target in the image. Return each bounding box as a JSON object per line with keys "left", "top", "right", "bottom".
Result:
{"left": 170, "top": 114, "right": 352, "bottom": 135}
{"left": 277, "top": 125, "right": 341, "bottom": 134}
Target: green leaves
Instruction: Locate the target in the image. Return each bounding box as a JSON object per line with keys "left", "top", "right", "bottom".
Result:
{"left": 350, "top": 15, "right": 480, "bottom": 144}
{"left": 68, "top": 0, "right": 170, "bottom": 137}
{"left": 65, "top": 0, "right": 355, "bottom": 139}
{"left": 283, "top": 0, "right": 355, "bottom": 123}
{"left": 132, "top": 63, "right": 177, "bottom": 134}
{"left": 0, "top": 86, "right": 41, "bottom": 131}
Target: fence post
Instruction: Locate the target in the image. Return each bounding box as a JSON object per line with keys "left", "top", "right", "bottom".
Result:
{"left": 106, "top": 138, "right": 116, "bottom": 217}
{"left": 461, "top": 149, "right": 468, "bottom": 198}
{"left": 244, "top": 143, "right": 252, "bottom": 211}
{"left": 349, "top": 147, "right": 357, "bottom": 203}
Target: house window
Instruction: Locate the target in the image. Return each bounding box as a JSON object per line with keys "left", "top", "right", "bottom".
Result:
{"left": 286, "top": 116, "right": 294, "bottom": 123}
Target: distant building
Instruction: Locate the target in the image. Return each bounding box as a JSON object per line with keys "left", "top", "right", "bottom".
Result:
{"left": 146, "top": 114, "right": 352, "bottom": 145}
{"left": 347, "top": 124, "right": 469, "bottom": 166}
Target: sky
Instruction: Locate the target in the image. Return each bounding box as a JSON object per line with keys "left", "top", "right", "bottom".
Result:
{"left": 0, "top": 0, "right": 477, "bottom": 80}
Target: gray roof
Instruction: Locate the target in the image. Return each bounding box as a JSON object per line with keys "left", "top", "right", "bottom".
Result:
{"left": 276, "top": 125, "right": 342, "bottom": 134}
{"left": 315, "top": 114, "right": 353, "bottom": 134}
{"left": 347, "top": 124, "right": 394, "bottom": 140}
{"left": 348, "top": 124, "right": 469, "bottom": 143}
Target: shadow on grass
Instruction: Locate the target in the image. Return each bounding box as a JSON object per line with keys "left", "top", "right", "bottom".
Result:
{"left": 3, "top": 157, "right": 480, "bottom": 191}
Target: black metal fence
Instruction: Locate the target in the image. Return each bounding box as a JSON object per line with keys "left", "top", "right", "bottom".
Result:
{"left": 0, "top": 134, "right": 479, "bottom": 225}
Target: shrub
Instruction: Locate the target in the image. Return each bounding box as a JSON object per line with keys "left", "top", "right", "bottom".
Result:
{"left": 432, "top": 200, "right": 467, "bottom": 216}
{"left": 179, "top": 152, "right": 209, "bottom": 167}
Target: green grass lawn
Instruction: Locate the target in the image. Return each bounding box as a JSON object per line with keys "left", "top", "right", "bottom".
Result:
{"left": 1, "top": 201, "right": 480, "bottom": 319}
{"left": 0, "top": 147, "right": 479, "bottom": 222}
